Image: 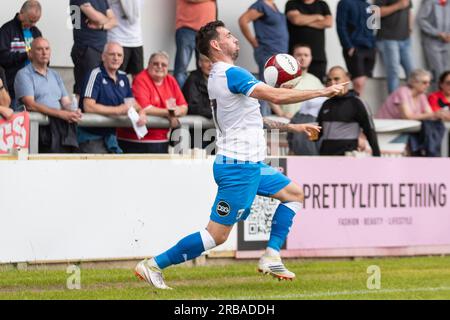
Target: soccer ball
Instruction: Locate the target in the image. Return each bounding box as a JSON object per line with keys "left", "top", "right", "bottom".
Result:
{"left": 263, "top": 54, "right": 302, "bottom": 88}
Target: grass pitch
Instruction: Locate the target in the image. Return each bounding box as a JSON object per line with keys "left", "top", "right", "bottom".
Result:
{"left": 0, "top": 256, "right": 450, "bottom": 300}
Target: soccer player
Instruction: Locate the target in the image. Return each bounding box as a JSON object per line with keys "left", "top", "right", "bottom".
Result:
{"left": 135, "top": 20, "right": 348, "bottom": 289}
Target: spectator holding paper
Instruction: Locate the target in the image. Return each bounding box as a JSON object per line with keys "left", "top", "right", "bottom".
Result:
{"left": 117, "top": 51, "right": 188, "bottom": 154}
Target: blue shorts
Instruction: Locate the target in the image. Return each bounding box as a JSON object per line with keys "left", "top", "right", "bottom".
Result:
{"left": 210, "top": 155, "right": 291, "bottom": 226}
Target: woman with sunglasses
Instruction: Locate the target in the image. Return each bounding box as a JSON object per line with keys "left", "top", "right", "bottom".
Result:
{"left": 377, "top": 69, "right": 446, "bottom": 157}
{"left": 376, "top": 69, "right": 440, "bottom": 121}
{"left": 117, "top": 51, "right": 188, "bottom": 154}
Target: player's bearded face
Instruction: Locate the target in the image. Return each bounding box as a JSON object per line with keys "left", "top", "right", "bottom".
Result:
{"left": 218, "top": 28, "right": 240, "bottom": 61}
{"left": 221, "top": 40, "right": 239, "bottom": 61}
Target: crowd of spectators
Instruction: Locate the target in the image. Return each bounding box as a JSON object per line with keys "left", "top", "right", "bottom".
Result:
{"left": 0, "top": 0, "right": 450, "bottom": 158}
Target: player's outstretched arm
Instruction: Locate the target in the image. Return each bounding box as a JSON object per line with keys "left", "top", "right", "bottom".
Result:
{"left": 250, "top": 82, "right": 349, "bottom": 105}
{"left": 263, "top": 118, "right": 321, "bottom": 136}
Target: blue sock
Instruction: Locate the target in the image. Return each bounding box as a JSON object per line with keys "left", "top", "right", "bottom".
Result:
{"left": 154, "top": 230, "right": 216, "bottom": 269}
{"left": 267, "top": 202, "right": 300, "bottom": 252}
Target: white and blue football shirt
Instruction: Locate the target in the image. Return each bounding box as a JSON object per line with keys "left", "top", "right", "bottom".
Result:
{"left": 208, "top": 62, "right": 266, "bottom": 162}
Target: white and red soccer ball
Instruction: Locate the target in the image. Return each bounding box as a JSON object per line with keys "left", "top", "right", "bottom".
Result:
{"left": 263, "top": 54, "right": 302, "bottom": 88}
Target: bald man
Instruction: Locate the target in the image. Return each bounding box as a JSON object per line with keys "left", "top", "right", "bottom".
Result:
{"left": 0, "top": 1, "right": 43, "bottom": 107}
{"left": 15, "top": 37, "right": 82, "bottom": 152}
{"left": 15, "top": 38, "right": 80, "bottom": 121}
{"left": 316, "top": 66, "right": 381, "bottom": 156}
{"left": 78, "top": 42, "right": 145, "bottom": 154}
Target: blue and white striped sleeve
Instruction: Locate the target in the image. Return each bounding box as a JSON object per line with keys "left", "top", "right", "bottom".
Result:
{"left": 226, "top": 66, "right": 261, "bottom": 96}
{"left": 82, "top": 68, "right": 102, "bottom": 100}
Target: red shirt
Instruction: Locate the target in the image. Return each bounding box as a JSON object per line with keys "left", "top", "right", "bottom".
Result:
{"left": 428, "top": 91, "right": 450, "bottom": 112}
{"left": 117, "top": 71, "right": 187, "bottom": 142}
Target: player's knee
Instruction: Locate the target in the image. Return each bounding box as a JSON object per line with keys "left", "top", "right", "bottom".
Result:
{"left": 207, "top": 228, "right": 229, "bottom": 246}
{"left": 207, "top": 221, "right": 233, "bottom": 246}
{"left": 212, "top": 233, "right": 229, "bottom": 246}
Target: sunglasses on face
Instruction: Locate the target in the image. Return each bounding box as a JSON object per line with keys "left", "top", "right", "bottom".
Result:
{"left": 152, "top": 62, "right": 168, "bottom": 68}
{"left": 418, "top": 80, "right": 431, "bottom": 85}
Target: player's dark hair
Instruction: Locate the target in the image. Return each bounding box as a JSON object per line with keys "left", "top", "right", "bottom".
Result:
{"left": 196, "top": 20, "right": 225, "bottom": 59}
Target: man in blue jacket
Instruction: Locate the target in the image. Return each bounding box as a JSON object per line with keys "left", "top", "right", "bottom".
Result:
{"left": 0, "top": 0, "right": 42, "bottom": 110}
{"left": 336, "top": 0, "right": 376, "bottom": 96}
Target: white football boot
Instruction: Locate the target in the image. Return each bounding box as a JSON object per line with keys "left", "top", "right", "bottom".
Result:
{"left": 258, "top": 255, "right": 296, "bottom": 281}
{"left": 135, "top": 259, "right": 172, "bottom": 290}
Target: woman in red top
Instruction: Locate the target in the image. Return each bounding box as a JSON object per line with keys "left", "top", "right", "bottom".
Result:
{"left": 117, "top": 51, "right": 188, "bottom": 153}
{"left": 428, "top": 70, "right": 450, "bottom": 121}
